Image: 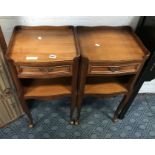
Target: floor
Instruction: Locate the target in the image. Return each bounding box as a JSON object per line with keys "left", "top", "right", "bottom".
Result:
{"left": 0, "top": 94, "right": 155, "bottom": 139}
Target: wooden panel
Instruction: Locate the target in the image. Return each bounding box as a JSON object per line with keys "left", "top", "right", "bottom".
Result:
{"left": 8, "top": 26, "right": 77, "bottom": 63}
{"left": 5, "top": 26, "right": 80, "bottom": 126}
{"left": 17, "top": 65, "right": 72, "bottom": 78}
{"left": 77, "top": 26, "right": 149, "bottom": 62}
{"left": 0, "top": 47, "right": 23, "bottom": 127}
{"left": 88, "top": 63, "right": 140, "bottom": 75}
{"left": 23, "top": 78, "right": 71, "bottom": 99}
{"left": 85, "top": 77, "right": 128, "bottom": 95}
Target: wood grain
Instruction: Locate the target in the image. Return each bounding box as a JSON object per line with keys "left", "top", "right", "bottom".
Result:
{"left": 85, "top": 77, "right": 128, "bottom": 95}
{"left": 77, "top": 26, "right": 148, "bottom": 62}
{"left": 75, "top": 26, "right": 150, "bottom": 123}
{"left": 23, "top": 77, "right": 71, "bottom": 99}
{"left": 9, "top": 26, "right": 77, "bottom": 63}
{"left": 17, "top": 65, "right": 72, "bottom": 78}
{"left": 88, "top": 63, "right": 140, "bottom": 75}
{"left": 6, "top": 26, "right": 80, "bottom": 126}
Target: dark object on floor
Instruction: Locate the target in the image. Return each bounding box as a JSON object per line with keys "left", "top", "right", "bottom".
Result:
{"left": 118, "top": 16, "right": 155, "bottom": 119}
{"left": 0, "top": 94, "right": 155, "bottom": 139}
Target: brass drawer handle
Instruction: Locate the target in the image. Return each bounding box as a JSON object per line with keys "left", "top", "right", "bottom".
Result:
{"left": 108, "top": 67, "right": 120, "bottom": 72}
{"left": 38, "top": 67, "right": 54, "bottom": 72}
{"left": 47, "top": 67, "right": 54, "bottom": 72}
{"left": 38, "top": 68, "right": 48, "bottom": 72}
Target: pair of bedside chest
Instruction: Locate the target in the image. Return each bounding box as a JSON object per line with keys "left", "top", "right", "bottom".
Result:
{"left": 5, "top": 26, "right": 150, "bottom": 127}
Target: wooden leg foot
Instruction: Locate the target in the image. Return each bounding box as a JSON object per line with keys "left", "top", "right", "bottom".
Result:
{"left": 69, "top": 120, "right": 75, "bottom": 125}
{"left": 112, "top": 115, "right": 119, "bottom": 123}
{"left": 21, "top": 101, "right": 34, "bottom": 128}
{"left": 113, "top": 94, "right": 131, "bottom": 122}
{"left": 74, "top": 120, "right": 80, "bottom": 125}
{"left": 118, "top": 114, "right": 124, "bottom": 120}
{"left": 28, "top": 123, "right": 34, "bottom": 128}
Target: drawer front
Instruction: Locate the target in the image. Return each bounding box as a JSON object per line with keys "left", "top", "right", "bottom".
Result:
{"left": 88, "top": 63, "right": 140, "bottom": 75}
{"left": 17, "top": 65, "right": 72, "bottom": 78}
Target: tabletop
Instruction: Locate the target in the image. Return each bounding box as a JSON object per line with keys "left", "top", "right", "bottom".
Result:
{"left": 77, "top": 26, "right": 148, "bottom": 62}
{"left": 8, "top": 26, "right": 77, "bottom": 63}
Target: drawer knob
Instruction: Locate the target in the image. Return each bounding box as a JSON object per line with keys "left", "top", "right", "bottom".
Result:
{"left": 108, "top": 67, "right": 119, "bottom": 72}
{"left": 39, "top": 68, "right": 48, "bottom": 72}
{"left": 47, "top": 67, "right": 54, "bottom": 72}
{"left": 39, "top": 67, "right": 54, "bottom": 72}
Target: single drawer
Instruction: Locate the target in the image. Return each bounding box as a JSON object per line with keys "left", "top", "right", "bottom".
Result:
{"left": 88, "top": 63, "right": 140, "bottom": 75}
{"left": 17, "top": 65, "right": 72, "bottom": 78}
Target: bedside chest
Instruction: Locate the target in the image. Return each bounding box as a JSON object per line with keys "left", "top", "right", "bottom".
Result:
{"left": 118, "top": 17, "right": 155, "bottom": 119}
{"left": 76, "top": 26, "right": 150, "bottom": 124}
{"left": 6, "top": 26, "right": 80, "bottom": 127}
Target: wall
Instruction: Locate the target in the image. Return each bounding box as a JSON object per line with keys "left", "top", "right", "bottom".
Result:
{"left": 0, "top": 16, "right": 154, "bottom": 93}
{"left": 0, "top": 16, "right": 140, "bottom": 44}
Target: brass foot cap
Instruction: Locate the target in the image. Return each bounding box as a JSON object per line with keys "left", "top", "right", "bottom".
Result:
{"left": 70, "top": 120, "right": 75, "bottom": 125}
{"left": 28, "top": 124, "right": 34, "bottom": 128}
{"left": 112, "top": 117, "right": 119, "bottom": 123}
{"left": 74, "top": 120, "right": 80, "bottom": 125}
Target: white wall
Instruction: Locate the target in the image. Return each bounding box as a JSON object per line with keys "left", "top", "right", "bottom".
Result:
{"left": 0, "top": 16, "right": 140, "bottom": 44}
{"left": 0, "top": 16, "right": 154, "bottom": 93}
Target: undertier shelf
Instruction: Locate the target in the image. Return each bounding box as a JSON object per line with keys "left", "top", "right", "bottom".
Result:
{"left": 21, "top": 77, "right": 72, "bottom": 99}
{"left": 84, "top": 76, "right": 129, "bottom": 95}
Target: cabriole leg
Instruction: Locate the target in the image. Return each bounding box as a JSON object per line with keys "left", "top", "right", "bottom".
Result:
{"left": 21, "top": 100, "right": 34, "bottom": 128}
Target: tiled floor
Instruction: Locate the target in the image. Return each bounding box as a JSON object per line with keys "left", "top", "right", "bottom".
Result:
{"left": 1, "top": 94, "right": 155, "bottom": 139}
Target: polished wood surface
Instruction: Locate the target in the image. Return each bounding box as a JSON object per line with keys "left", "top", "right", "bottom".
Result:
{"left": 75, "top": 26, "right": 150, "bottom": 124}
{"left": 85, "top": 77, "right": 128, "bottom": 95}
{"left": 88, "top": 63, "right": 140, "bottom": 75}
{"left": 23, "top": 78, "right": 71, "bottom": 99}
{"left": 77, "top": 26, "right": 149, "bottom": 62}
{"left": 5, "top": 25, "right": 149, "bottom": 126}
{"left": 8, "top": 26, "right": 77, "bottom": 63}
{"left": 6, "top": 26, "right": 80, "bottom": 127}
{"left": 17, "top": 65, "right": 72, "bottom": 78}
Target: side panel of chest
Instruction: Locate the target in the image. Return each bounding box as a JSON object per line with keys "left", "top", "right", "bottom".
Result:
{"left": 0, "top": 47, "right": 23, "bottom": 127}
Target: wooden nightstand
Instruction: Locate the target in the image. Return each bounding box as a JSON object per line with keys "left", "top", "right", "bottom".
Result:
{"left": 76, "top": 26, "right": 150, "bottom": 124}
{"left": 6, "top": 26, "right": 80, "bottom": 127}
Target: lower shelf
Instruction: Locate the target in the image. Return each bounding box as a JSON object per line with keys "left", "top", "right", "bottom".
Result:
{"left": 85, "top": 77, "right": 129, "bottom": 95}
{"left": 22, "top": 77, "right": 72, "bottom": 99}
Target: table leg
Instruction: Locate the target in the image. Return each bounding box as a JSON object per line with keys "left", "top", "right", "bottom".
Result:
{"left": 21, "top": 100, "right": 34, "bottom": 128}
